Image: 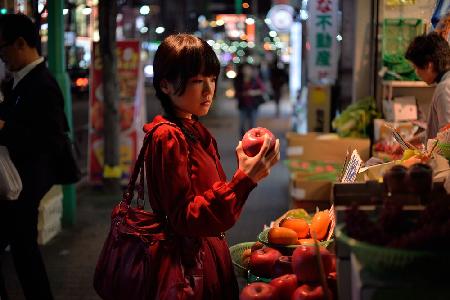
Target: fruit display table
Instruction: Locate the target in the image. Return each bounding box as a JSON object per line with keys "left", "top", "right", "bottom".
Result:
{"left": 230, "top": 208, "right": 337, "bottom": 299}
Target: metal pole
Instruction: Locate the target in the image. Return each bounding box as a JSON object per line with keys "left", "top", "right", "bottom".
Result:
{"left": 47, "top": 0, "right": 77, "bottom": 226}
{"left": 235, "top": 0, "right": 243, "bottom": 14}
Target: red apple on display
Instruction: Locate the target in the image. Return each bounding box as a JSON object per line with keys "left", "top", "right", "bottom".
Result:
{"left": 327, "top": 272, "right": 337, "bottom": 298}
{"left": 240, "top": 282, "right": 277, "bottom": 300}
{"left": 251, "top": 241, "right": 265, "bottom": 252}
{"left": 291, "top": 284, "right": 329, "bottom": 300}
{"left": 269, "top": 274, "right": 297, "bottom": 300}
{"left": 291, "top": 245, "right": 334, "bottom": 283}
{"left": 249, "top": 247, "right": 282, "bottom": 278}
{"left": 272, "top": 256, "right": 294, "bottom": 278}
{"left": 242, "top": 127, "right": 276, "bottom": 157}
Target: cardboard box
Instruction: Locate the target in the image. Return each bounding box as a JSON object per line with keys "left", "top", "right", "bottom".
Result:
{"left": 286, "top": 132, "right": 371, "bottom": 162}
{"left": 382, "top": 96, "right": 418, "bottom": 122}
{"left": 307, "top": 85, "right": 331, "bottom": 133}
{"left": 38, "top": 185, "right": 63, "bottom": 230}
{"left": 38, "top": 217, "right": 61, "bottom": 245}
{"left": 289, "top": 172, "right": 332, "bottom": 212}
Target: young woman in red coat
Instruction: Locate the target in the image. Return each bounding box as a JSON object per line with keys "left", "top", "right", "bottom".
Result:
{"left": 144, "top": 34, "right": 280, "bottom": 299}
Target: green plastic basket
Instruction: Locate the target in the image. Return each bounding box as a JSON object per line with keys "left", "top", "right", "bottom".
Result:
{"left": 336, "top": 226, "right": 450, "bottom": 278}
{"left": 437, "top": 142, "right": 450, "bottom": 160}
{"left": 229, "top": 242, "right": 254, "bottom": 278}
{"left": 247, "top": 271, "right": 271, "bottom": 283}
{"left": 382, "top": 18, "right": 423, "bottom": 57}
{"left": 229, "top": 242, "right": 279, "bottom": 283}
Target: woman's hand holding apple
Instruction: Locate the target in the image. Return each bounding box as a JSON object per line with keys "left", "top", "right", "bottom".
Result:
{"left": 236, "top": 134, "right": 280, "bottom": 183}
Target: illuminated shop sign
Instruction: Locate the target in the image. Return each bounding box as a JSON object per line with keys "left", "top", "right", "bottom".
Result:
{"left": 307, "top": 0, "right": 339, "bottom": 84}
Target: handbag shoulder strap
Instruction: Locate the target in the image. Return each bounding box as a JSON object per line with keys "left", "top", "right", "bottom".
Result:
{"left": 122, "top": 121, "right": 179, "bottom": 205}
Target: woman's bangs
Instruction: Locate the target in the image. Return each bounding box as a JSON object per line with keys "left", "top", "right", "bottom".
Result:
{"left": 201, "top": 46, "right": 220, "bottom": 77}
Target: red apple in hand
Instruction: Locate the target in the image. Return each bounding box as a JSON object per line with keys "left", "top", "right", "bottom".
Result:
{"left": 249, "top": 247, "right": 282, "bottom": 278}
{"left": 240, "top": 282, "right": 277, "bottom": 300}
{"left": 291, "top": 245, "right": 334, "bottom": 283}
{"left": 269, "top": 274, "right": 297, "bottom": 300}
{"left": 242, "top": 127, "right": 276, "bottom": 157}
{"left": 292, "top": 284, "right": 330, "bottom": 300}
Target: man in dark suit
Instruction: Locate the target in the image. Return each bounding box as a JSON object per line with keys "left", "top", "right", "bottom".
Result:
{"left": 0, "top": 14, "right": 73, "bottom": 300}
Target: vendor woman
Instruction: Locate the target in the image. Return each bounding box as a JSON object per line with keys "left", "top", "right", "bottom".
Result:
{"left": 405, "top": 32, "right": 450, "bottom": 140}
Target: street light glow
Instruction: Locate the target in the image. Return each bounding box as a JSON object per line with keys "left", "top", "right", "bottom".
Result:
{"left": 155, "top": 27, "right": 165, "bottom": 34}
{"left": 140, "top": 5, "right": 150, "bottom": 15}
{"left": 144, "top": 65, "right": 153, "bottom": 78}
{"left": 226, "top": 70, "right": 237, "bottom": 79}
{"left": 245, "top": 18, "right": 255, "bottom": 25}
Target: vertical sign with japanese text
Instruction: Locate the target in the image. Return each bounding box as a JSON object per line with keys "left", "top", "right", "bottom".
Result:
{"left": 307, "top": 0, "right": 339, "bottom": 84}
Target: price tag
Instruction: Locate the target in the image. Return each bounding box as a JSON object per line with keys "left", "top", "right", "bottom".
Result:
{"left": 340, "top": 150, "right": 363, "bottom": 183}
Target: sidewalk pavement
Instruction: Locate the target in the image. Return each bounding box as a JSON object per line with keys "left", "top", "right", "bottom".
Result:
{"left": 2, "top": 94, "right": 294, "bottom": 299}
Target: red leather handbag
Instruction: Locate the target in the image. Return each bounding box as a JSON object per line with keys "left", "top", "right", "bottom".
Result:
{"left": 93, "top": 122, "right": 179, "bottom": 300}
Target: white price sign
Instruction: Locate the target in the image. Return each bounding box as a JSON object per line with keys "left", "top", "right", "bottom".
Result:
{"left": 341, "top": 150, "right": 363, "bottom": 183}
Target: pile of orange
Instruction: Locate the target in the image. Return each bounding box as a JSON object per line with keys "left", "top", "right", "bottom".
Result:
{"left": 267, "top": 210, "right": 331, "bottom": 246}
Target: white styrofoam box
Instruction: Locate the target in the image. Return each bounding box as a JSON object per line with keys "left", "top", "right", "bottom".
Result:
{"left": 38, "top": 185, "right": 63, "bottom": 230}
{"left": 383, "top": 96, "right": 418, "bottom": 122}
{"left": 37, "top": 217, "right": 61, "bottom": 245}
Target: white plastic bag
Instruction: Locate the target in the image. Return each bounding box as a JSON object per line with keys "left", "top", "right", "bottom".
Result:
{"left": 0, "top": 145, "right": 22, "bottom": 200}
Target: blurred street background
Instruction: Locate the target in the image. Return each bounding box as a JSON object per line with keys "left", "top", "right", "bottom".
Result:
{"left": 0, "top": 0, "right": 446, "bottom": 299}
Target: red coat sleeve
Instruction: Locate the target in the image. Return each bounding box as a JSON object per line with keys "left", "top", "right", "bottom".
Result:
{"left": 147, "top": 125, "right": 257, "bottom": 237}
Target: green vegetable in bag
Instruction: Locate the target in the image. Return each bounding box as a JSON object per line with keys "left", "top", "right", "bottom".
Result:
{"left": 332, "top": 97, "right": 381, "bottom": 138}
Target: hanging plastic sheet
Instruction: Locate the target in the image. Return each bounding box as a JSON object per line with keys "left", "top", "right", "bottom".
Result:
{"left": 432, "top": 0, "right": 450, "bottom": 28}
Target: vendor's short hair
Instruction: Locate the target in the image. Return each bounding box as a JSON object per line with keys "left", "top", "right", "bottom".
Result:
{"left": 153, "top": 34, "right": 220, "bottom": 116}
{"left": 0, "top": 13, "right": 39, "bottom": 48}
{"left": 405, "top": 32, "right": 450, "bottom": 74}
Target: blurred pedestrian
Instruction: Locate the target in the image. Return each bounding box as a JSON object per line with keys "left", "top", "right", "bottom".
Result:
{"left": 405, "top": 32, "right": 450, "bottom": 140}
{"left": 234, "top": 63, "right": 267, "bottom": 137}
{"left": 269, "top": 57, "right": 288, "bottom": 117}
{"left": 0, "top": 14, "right": 76, "bottom": 300}
{"left": 141, "top": 33, "right": 280, "bottom": 299}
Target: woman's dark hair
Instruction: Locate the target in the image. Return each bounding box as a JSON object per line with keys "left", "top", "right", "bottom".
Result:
{"left": 153, "top": 34, "right": 220, "bottom": 117}
{"left": 405, "top": 32, "right": 450, "bottom": 74}
{"left": 0, "top": 14, "right": 39, "bottom": 48}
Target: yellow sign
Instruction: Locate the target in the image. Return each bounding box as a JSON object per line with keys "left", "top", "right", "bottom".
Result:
{"left": 103, "top": 165, "right": 123, "bottom": 179}
{"left": 311, "top": 87, "right": 327, "bottom": 105}
{"left": 386, "top": 0, "right": 415, "bottom": 6}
